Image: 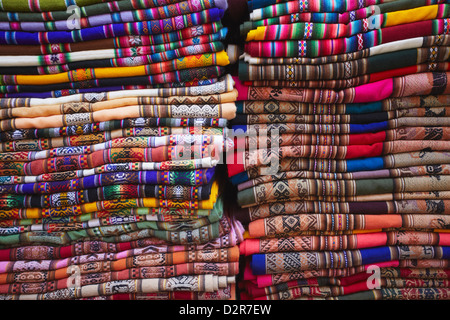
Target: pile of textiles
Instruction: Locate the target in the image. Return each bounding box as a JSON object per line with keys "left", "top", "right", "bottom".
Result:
{"left": 0, "top": 0, "right": 245, "bottom": 301}
{"left": 229, "top": 0, "right": 450, "bottom": 300}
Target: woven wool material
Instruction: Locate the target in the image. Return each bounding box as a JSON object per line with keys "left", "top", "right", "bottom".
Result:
{"left": 235, "top": 72, "right": 450, "bottom": 104}
{"left": 243, "top": 1, "right": 447, "bottom": 37}
{"left": 0, "top": 9, "right": 225, "bottom": 45}
{"left": 0, "top": 73, "right": 235, "bottom": 106}
{"left": 0, "top": 201, "right": 231, "bottom": 245}
{"left": 0, "top": 42, "right": 226, "bottom": 71}
{"left": 229, "top": 151, "right": 450, "bottom": 183}
{"left": 250, "top": 246, "right": 450, "bottom": 274}
{"left": 245, "top": 19, "right": 450, "bottom": 58}
{"left": 0, "top": 23, "right": 227, "bottom": 55}
{"left": 246, "top": 4, "right": 449, "bottom": 41}
{"left": 236, "top": 163, "right": 450, "bottom": 191}
{"left": 235, "top": 94, "right": 450, "bottom": 114}
{"left": 0, "top": 51, "right": 230, "bottom": 85}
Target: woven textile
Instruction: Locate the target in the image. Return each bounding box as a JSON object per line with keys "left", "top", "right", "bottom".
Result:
{"left": 0, "top": 0, "right": 228, "bottom": 31}
{"left": 0, "top": 8, "right": 225, "bottom": 45}
{"left": 0, "top": 0, "right": 244, "bottom": 301}
{"left": 242, "top": 0, "right": 449, "bottom": 35}
{"left": 0, "top": 22, "right": 226, "bottom": 55}
{"left": 233, "top": 0, "right": 450, "bottom": 301}
{"left": 246, "top": 5, "right": 450, "bottom": 41}
{"left": 245, "top": 19, "right": 450, "bottom": 58}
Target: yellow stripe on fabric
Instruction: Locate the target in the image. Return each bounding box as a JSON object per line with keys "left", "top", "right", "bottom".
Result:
{"left": 384, "top": 4, "right": 439, "bottom": 27}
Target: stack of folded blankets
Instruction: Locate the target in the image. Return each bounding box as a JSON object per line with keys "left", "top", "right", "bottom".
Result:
{"left": 229, "top": 0, "right": 450, "bottom": 300}
{"left": 0, "top": 0, "right": 245, "bottom": 300}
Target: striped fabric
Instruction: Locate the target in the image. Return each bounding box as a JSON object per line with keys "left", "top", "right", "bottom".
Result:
{"left": 0, "top": 0, "right": 244, "bottom": 301}
{"left": 233, "top": 0, "right": 450, "bottom": 301}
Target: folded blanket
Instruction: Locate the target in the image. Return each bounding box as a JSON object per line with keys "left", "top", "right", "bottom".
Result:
{"left": 0, "top": 208, "right": 230, "bottom": 245}
{"left": 236, "top": 198, "right": 450, "bottom": 223}
{"left": 232, "top": 140, "right": 450, "bottom": 174}
{"left": 0, "top": 168, "right": 216, "bottom": 192}
{"left": 0, "top": 262, "right": 240, "bottom": 286}
{"left": 238, "top": 47, "right": 450, "bottom": 81}
{"left": 239, "top": 66, "right": 450, "bottom": 89}
{"left": 231, "top": 130, "right": 450, "bottom": 158}
{"left": 245, "top": 19, "right": 450, "bottom": 58}
{"left": 1, "top": 102, "right": 236, "bottom": 121}
{"left": 0, "top": 42, "right": 226, "bottom": 71}
{"left": 0, "top": 212, "right": 224, "bottom": 235}
{"left": 235, "top": 94, "right": 450, "bottom": 115}
{"left": 231, "top": 119, "right": 450, "bottom": 137}
{"left": 237, "top": 175, "right": 450, "bottom": 207}
{"left": 0, "top": 163, "right": 219, "bottom": 188}
{"left": 242, "top": 36, "right": 450, "bottom": 66}
{"left": 0, "top": 122, "right": 226, "bottom": 146}
{"left": 0, "top": 245, "right": 239, "bottom": 277}
{"left": 0, "top": 179, "right": 218, "bottom": 211}
{"left": 0, "top": 134, "right": 223, "bottom": 160}
{"left": 0, "top": 52, "right": 229, "bottom": 84}
{"left": 2, "top": 159, "right": 221, "bottom": 181}
{"left": 0, "top": 111, "right": 228, "bottom": 131}
{"left": 0, "top": 0, "right": 118, "bottom": 12}
{"left": 0, "top": 181, "right": 217, "bottom": 209}
{"left": 248, "top": 262, "right": 450, "bottom": 286}
{"left": 0, "top": 208, "right": 214, "bottom": 226}
{"left": 0, "top": 23, "right": 226, "bottom": 55}
{"left": 328, "top": 287, "right": 450, "bottom": 300}
{"left": 0, "top": 182, "right": 217, "bottom": 210}
{"left": 0, "top": 274, "right": 236, "bottom": 297}
{"left": 242, "top": 0, "right": 448, "bottom": 35}
{"left": 237, "top": 164, "right": 450, "bottom": 191}
{"left": 232, "top": 106, "right": 450, "bottom": 124}
{"left": 247, "top": 213, "right": 450, "bottom": 237}
{"left": 244, "top": 278, "right": 450, "bottom": 300}
{"left": 0, "top": 73, "right": 235, "bottom": 107}
{"left": 76, "top": 285, "right": 235, "bottom": 300}
{"left": 0, "top": 205, "right": 224, "bottom": 227}
{"left": 250, "top": 245, "right": 450, "bottom": 275}
{"left": 0, "top": 141, "right": 220, "bottom": 165}
{"left": 241, "top": 231, "right": 450, "bottom": 256}
{"left": 0, "top": 222, "right": 241, "bottom": 260}
{"left": 235, "top": 72, "right": 450, "bottom": 104}
{"left": 0, "top": 0, "right": 227, "bottom": 30}
{"left": 0, "top": 166, "right": 215, "bottom": 186}
{"left": 0, "top": 8, "right": 225, "bottom": 45}
{"left": 0, "top": 79, "right": 221, "bottom": 99}
{"left": 229, "top": 150, "right": 450, "bottom": 183}
{"left": 245, "top": 4, "right": 449, "bottom": 41}
{"left": 247, "top": 0, "right": 442, "bottom": 13}
{"left": 0, "top": 127, "right": 225, "bottom": 153}
{"left": 248, "top": 0, "right": 385, "bottom": 18}
{"left": 0, "top": 66, "right": 226, "bottom": 95}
